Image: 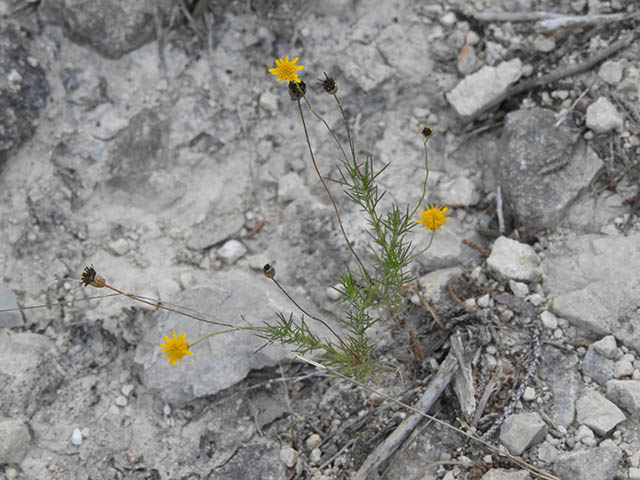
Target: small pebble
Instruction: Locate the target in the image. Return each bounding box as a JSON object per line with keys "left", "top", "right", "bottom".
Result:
{"left": 115, "top": 395, "right": 128, "bottom": 407}
{"left": 163, "top": 404, "right": 171, "bottom": 416}
{"left": 279, "top": 446, "right": 298, "bottom": 468}
{"left": 477, "top": 294, "right": 491, "bottom": 308}
{"left": 4, "top": 467, "right": 19, "bottom": 480}
{"left": 310, "top": 447, "right": 322, "bottom": 464}
{"left": 121, "top": 384, "right": 135, "bottom": 397}
{"left": 526, "top": 293, "right": 544, "bottom": 306}
{"left": 305, "top": 433, "right": 322, "bottom": 451}
{"left": 523, "top": 386, "right": 536, "bottom": 402}
{"left": 509, "top": 280, "right": 528, "bottom": 298}
{"left": 71, "top": 428, "right": 83, "bottom": 446}
{"left": 553, "top": 329, "right": 563, "bottom": 339}
{"left": 540, "top": 311, "right": 558, "bottom": 330}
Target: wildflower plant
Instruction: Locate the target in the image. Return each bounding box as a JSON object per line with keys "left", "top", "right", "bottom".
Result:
{"left": 264, "top": 57, "right": 451, "bottom": 378}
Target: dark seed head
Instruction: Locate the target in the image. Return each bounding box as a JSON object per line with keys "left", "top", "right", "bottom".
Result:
{"left": 263, "top": 264, "right": 276, "bottom": 278}
{"left": 317, "top": 73, "right": 337, "bottom": 95}
{"left": 421, "top": 126, "right": 433, "bottom": 139}
{"left": 288, "top": 80, "right": 306, "bottom": 101}
{"left": 81, "top": 265, "right": 105, "bottom": 288}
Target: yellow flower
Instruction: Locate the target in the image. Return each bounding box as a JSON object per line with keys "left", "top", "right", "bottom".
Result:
{"left": 416, "top": 203, "right": 451, "bottom": 232}
{"left": 268, "top": 56, "right": 304, "bottom": 83}
{"left": 160, "top": 331, "right": 193, "bottom": 365}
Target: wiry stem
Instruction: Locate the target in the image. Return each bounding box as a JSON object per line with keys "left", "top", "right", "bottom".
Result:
{"left": 268, "top": 276, "right": 357, "bottom": 360}
{"left": 296, "top": 99, "right": 372, "bottom": 285}
{"left": 103, "top": 284, "right": 237, "bottom": 329}
{"left": 333, "top": 94, "right": 360, "bottom": 176}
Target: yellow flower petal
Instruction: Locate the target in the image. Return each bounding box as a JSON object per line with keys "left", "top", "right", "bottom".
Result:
{"left": 416, "top": 203, "right": 451, "bottom": 232}
{"left": 268, "top": 55, "right": 304, "bottom": 83}
{"left": 159, "top": 330, "right": 193, "bottom": 365}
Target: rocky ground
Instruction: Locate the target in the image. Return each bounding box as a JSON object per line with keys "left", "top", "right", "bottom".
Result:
{"left": 0, "top": 0, "right": 639, "bottom": 479}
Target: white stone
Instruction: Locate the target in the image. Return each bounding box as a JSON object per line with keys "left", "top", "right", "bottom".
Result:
{"left": 279, "top": 446, "right": 298, "bottom": 468}
{"left": 630, "top": 467, "right": 640, "bottom": 480}
{"left": 435, "top": 176, "right": 480, "bottom": 207}
{"left": 509, "top": 280, "right": 529, "bottom": 298}
{"left": 533, "top": 35, "right": 555, "bottom": 52}
{"left": 477, "top": 294, "right": 491, "bottom": 308}
{"left": 309, "top": 447, "right": 322, "bottom": 464}
{"left": 614, "top": 357, "right": 634, "bottom": 378}
{"left": 115, "top": 395, "right": 128, "bottom": 407}
{"left": 523, "top": 386, "right": 536, "bottom": 402}
{"left": 217, "top": 240, "right": 247, "bottom": 264}
{"left": 71, "top": 428, "right": 83, "bottom": 446}
{"left": 586, "top": 97, "right": 623, "bottom": 133}
{"left": 305, "top": 433, "right": 322, "bottom": 451}
{"left": 487, "top": 236, "right": 542, "bottom": 282}
{"left": 540, "top": 311, "right": 558, "bottom": 330}
{"left": 593, "top": 335, "right": 617, "bottom": 359}
{"left": 446, "top": 59, "right": 523, "bottom": 117}
{"left": 440, "top": 11, "right": 457, "bottom": 25}
{"left": 576, "top": 389, "right": 626, "bottom": 435}
{"left": 598, "top": 60, "right": 624, "bottom": 85}
{"left": 108, "top": 238, "right": 130, "bottom": 256}
{"left": 606, "top": 380, "right": 640, "bottom": 415}
{"left": 526, "top": 293, "right": 544, "bottom": 306}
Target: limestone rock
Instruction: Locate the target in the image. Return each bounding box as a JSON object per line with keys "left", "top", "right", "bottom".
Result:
{"left": 446, "top": 59, "right": 523, "bottom": 117}
{"left": 499, "top": 412, "right": 546, "bottom": 455}
{"left": 497, "top": 108, "right": 603, "bottom": 229}
{"left": 487, "top": 237, "right": 542, "bottom": 283}
{"left": 586, "top": 97, "right": 623, "bottom": 133}
{"left": 576, "top": 389, "right": 625, "bottom": 435}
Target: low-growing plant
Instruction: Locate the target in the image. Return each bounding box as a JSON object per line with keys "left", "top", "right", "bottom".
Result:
{"left": 75, "top": 55, "right": 452, "bottom": 379}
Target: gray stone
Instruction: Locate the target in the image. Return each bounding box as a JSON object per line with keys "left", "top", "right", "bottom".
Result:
{"left": 606, "top": 380, "right": 640, "bottom": 416}
{"left": 435, "top": 176, "right": 480, "bottom": 207}
{"left": 457, "top": 44, "right": 482, "bottom": 76}
{"left": 40, "top": 0, "right": 173, "bottom": 59}
{"left": 499, "top": 412, "right": 546, "bottom": 455}
{"left": 537, "top": 442, "right": 559, "bottom": 464}
{"left": 539, "top": 345, "right": 581, "bottom": 428}
{"left": 0, "top": 24, "right": 49, "bottom": 164}
{"left": 544, "top": 234, "right": 640, "bottom": 352}
{"left": 0, "top": 418, "right": 31, "bottom": 464}
{"left": 0, "top": 331, "right": 62, "bottom": 418}
{"left": 134, "top": 271, "right": 297, "bottom": 405}
{"left": 598, "top": 60, "right": 624, "bottom": 85}
{"left": 446, "top": 59, "right": 523, "bottom": 117}
{"left": 305, "top": 433, "right": 322, "bottom": 451}
{"left": 576, "top": 389, "right": 626, "bottom": 435}
{"left": 553, "top": 446, "right": 622, "bottom": 480}
{"left": 106, "top": 109, "right": 185, "bottom": 208}
{"left": 279, "top": 446, "right": 298, "bottom": 468}
{"left": 586, "top": 97, "right": 623, "bottom": 133}
{"left": 487, "top": 236, "right": 542, "bottom": 283}
{"left": 480, "top": 469, "right": 531, "bottom": 480}
{"left": 0, "top": 285, "right": 22, "bottom": 328}
{"left": 583, "top": 346, "right": 616, "bottom": 386}
{"left": 497, "top": 108, "right": 603, "bottom": 229}
{"left": 187, "top": 208, "right": 245, "bottom": 251}
{"left": 417, "top": 267, "right": 460, "bottom": 304}
{"left": 614, "top": 356, "right": 634, "bottom": 378}
{"left": 593, "top": 335, "right": 618, "bottom": 359}
{"left": 509, "top": 280, "right": 528, "bottom": 299}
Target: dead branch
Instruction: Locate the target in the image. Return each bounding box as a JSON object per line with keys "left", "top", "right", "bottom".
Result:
{"left": 460, "top": 31, "right": 638, "bottom": 127}
{"left": 352, "top": 350, "right": 459, "bottom": 480}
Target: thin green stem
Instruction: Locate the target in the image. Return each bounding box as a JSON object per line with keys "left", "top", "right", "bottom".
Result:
{"left": 333, "top": 94, "right": 359, "bottom": 175}
{"left": 410, "top": 135, "right": 431, "bottom": 219}
{"left": 189, "top": 327, "right": 260, "bottom": 348}
{"left": 296, "top": 99, "right": 373, "bottom": 285}
{"left": 269, "top": 276, "right": 357, "bottom": 359}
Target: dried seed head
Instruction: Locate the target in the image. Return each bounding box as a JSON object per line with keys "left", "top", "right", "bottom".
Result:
{"left": 81, "top": 265, "right": 105, "bottom": 288}
{"left": 288, "top": 80, "right": 306, "bottom": 101}
{"left": 263, "top": 264, "right": 276, "bottom": 279}
{"left": 317, "top": 73, "right": 337, "bottom": 95}
{"left": 421, "top": 126, "right": 433, "bottom": 139}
